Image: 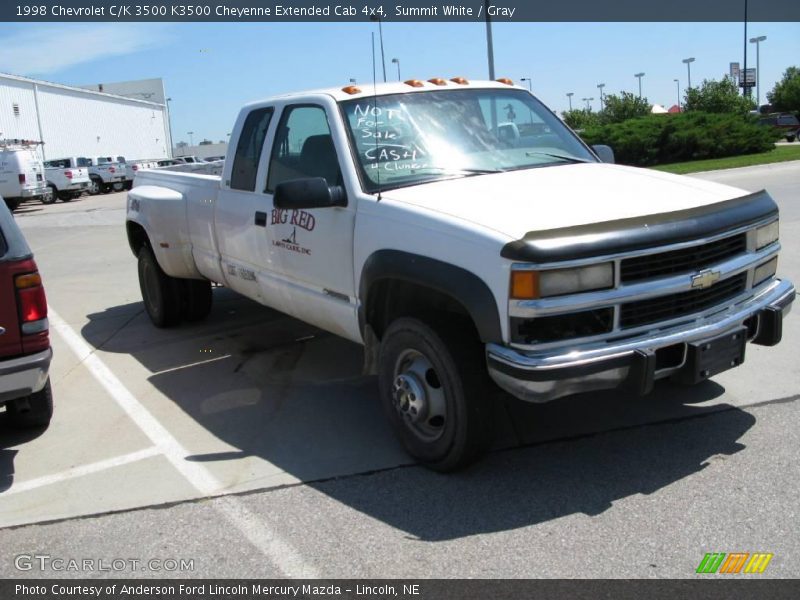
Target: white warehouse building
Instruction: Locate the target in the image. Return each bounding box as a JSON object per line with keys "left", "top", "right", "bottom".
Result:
{"left": 0, "top": 72, "right": 171, "bottom": 161}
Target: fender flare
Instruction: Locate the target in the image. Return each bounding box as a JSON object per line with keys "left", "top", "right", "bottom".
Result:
{"left": 358, "top": 249, "right": 502, "bottom": 343}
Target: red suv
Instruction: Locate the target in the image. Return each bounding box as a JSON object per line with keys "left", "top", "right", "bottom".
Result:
{"left": 0, "top": 195, "right": 53, "bottom": 428}
{"left": 757, "top": 112, "right": 800, "bottom": 142}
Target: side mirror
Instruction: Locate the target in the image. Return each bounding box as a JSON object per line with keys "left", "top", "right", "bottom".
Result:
{"left": 592, "top": 144, "right": 615, "bottom": 164}
{"left": 273, "top": 177, "right": 347, "bottom": 209}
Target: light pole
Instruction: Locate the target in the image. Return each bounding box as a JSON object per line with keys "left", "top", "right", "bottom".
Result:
{"left": 749, "top": 35, "right": 766, "bottom": 107}
{"left": 519, "top": 78, "right": 534, "bottom": 124}
{"left": 683, "top": 57, "right": 695, "bottom": 90}
{"left": 188, "top": 131, "right": 194, "bottom": 148}
{"left": 165, "top": 97, "right": 174, "bottom": 158}
{"left": 597, "top": 83, "right": 605, "bottom": 110}
{"left": 673, "top": 79, "right": 681, "bottom": 110}
{"left": 566, "top": 92, "right": 574, "bottom": 111}
{"left": 582, "top": 97, "right": 594, "bottom": 110}
{"left": 634, "top": 72, "right": 645, "bottom": 98}
{"left": 391, "top": 58, "right": 400, "bottom": 81}
{"left": 743, "top": 0, "right": 748, "bottom": 99}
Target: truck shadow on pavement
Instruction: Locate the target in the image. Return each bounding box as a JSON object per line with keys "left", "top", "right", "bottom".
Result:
{"left": 0, "top": 423, "right": 47, "bottom": 494}
{"left": 81, "top": 290, "right": 757, "bottom": 541}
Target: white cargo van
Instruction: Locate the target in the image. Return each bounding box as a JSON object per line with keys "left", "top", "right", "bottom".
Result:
{"left": 0, "top": 140, "right": 47, "bottom": 211}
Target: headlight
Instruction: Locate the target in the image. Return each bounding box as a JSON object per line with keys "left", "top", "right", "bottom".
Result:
{"left": 755, "top": 220, "right": 779, "bottom": 250}
{"left": 753, "top": 257, "right": 778, "bottom": 286}
{"left": 510, "top": 263, "right": 614, "bottom": 299}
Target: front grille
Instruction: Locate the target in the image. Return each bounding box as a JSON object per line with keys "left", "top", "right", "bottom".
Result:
{"left": 620, "top": 234, "right": 747, "bottom": 283}
{"left": 620, "top": 273, "right": 747, "bottom": 329}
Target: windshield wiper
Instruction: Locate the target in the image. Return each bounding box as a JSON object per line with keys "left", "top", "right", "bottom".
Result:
{"left": 413, "top": 166, "right": 504, "bottom": 175}
{"left": 525, "top": 151, "right": 592, "bottom": 164}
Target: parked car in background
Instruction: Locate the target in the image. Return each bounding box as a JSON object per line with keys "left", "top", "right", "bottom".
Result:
{"left": 87, "top": 156, "right": 127, "bottom": 194}
{"left": 115, "top": 156, "right": 160, "bottom": 190}
{"left": 155, "top": 158, "right": 223, "bottom": 176}
{"left": 757, "top": 112, "right": 800, "bottom": 142}
{"left": 0, "top": 195, "right": 53, "bottom": 428}
{"left": 43, "top": 158, "right": 91, "bottom": 203}
{"left": 0, "top": 140, "right": 47, "bottom": 211}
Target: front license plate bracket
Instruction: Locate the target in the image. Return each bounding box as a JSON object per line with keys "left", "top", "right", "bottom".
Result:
{"left": 673, "top": 326, "right": 747, "bottom": 385}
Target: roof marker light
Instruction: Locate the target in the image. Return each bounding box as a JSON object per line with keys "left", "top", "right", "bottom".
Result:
{"left": 450, "top": 77, "right": 469, "bottom": 85}
{"left": 496, "top": 78, "right": 515, "bottom": 86}
{"left": 404, "top": 79, "right": 425, "bottom": 88}
{"left": 341, "top": 85, "right": 361, "bottom": 95}
{"left": 428, "top": 78, "right": 447, "bottom": 86}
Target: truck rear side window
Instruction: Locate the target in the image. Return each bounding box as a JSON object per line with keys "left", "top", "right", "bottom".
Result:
{"left": 231, "top": 107, "right": 274, "bottom": 191}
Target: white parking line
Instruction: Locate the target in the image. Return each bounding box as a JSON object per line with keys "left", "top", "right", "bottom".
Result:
{"left": 5, "top": 447, "right": 160, "bottom": 496}
{"left": 47, "top": 307, "right": 319, "bottom": 577}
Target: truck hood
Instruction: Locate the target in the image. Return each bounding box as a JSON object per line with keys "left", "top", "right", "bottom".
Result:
{"left": 380, "top": 163, "right": 748, "bottom": 240}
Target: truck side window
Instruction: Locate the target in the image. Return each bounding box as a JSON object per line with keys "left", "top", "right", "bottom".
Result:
{"left": 266, "top": 105, "right": 341, "bottom": 192}
{"left": 230, "top": 107, "right": 274, "bottom": 191}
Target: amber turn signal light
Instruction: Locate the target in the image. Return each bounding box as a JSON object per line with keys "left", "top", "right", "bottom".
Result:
{"left": 510, "top": 271, "right": 539, "bottom": 299}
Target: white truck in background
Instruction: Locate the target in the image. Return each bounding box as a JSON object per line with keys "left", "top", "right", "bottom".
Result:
{"left": 86, "top": 156, "right": 126, "bottom": 194}
{"left": 0, "top": 140, "right": 47, "bottom": 211}
{"left": 43, "top": 158, "right": 91, "bottom": 203}
{"left": 126, "top": 79, "right": 795, "bottom": 471}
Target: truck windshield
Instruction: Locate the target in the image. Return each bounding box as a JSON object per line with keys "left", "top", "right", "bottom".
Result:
{"left": 341, "top": 88, "right": 595, "bottom": 193}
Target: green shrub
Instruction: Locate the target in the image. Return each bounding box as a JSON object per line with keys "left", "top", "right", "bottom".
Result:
{"left": 561, "top": 108, "right": 600, "bottom": 130}
{"left": 581, "top": 112, "right": 775, "bottom": 166}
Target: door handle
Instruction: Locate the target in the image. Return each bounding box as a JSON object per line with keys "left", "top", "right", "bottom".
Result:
{"left": 254, "top": 211, "right": 267, "bottom": 227}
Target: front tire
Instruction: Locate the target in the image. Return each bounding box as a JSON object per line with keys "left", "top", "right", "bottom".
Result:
{"left": 6, "top": 379, "right": 54, "bottom": 428}
{"left": 138, "top": 245, "right": 181, "bottom": 327}
{"left": 378, "top": 317, "right": 494, "bottom": 472}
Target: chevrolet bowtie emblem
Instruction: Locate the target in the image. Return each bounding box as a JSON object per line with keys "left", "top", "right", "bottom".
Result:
{"left": 691, "top": 269, "right": 722, "bottom": 289}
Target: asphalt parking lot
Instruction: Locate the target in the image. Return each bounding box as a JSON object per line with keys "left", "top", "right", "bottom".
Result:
{"left": 1, "top": 161, "right": 798, "bottom": 578}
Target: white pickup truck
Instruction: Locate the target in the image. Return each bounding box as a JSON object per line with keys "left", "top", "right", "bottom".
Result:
{"left": 86, "top": 156, "right": 127, "bottom": 194}
{"left": 43, "top": 158, "right": 91, "bottom": 203}
{"left": 127, "top": 79, "right": 795, "bottom": 470}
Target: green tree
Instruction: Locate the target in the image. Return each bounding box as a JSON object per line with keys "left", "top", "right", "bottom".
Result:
{"left": 684, "top": 77, "right": 755, "bottom": 114}
{"left": 766, "top": 66, "right": 800, "bottom": 113}
{"left": 599, "top": 91, "right": 651, "bottom": 124}
{"left": 561, "top": 108, "right": 600, "bottom": 131}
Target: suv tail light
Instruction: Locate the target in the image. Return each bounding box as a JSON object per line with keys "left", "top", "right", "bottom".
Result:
{"left": 109, "top": 166, "right": 115, "bottom": 173}
{"left": 15, "top": 272, "right": 48, "bottom": 334}
{"left": 65, "top": 170, "right": 73, "bottom": 179}
{"left": 18, "top": 174, "right": 26, "bottom": 184}
{"left": 132, "top": 165, "right": 139, "bottom": 171}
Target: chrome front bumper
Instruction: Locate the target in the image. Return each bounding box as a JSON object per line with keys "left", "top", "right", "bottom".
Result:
{"left": 0, "top": 348, "right": 52, "bottom": 404}
{"left": 487, "top": 278, "right": 795, "bottom": 403}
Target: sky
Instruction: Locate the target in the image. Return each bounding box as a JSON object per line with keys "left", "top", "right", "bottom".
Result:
{"left": 0, "top": 20, "right": 798, "bottom": 145}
